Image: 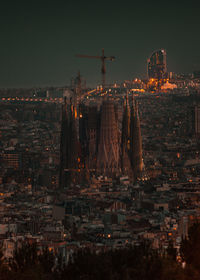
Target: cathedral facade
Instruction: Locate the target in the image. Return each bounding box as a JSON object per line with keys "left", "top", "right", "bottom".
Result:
{"left": 59, "top": 95, "right": 143, "bottom": 187}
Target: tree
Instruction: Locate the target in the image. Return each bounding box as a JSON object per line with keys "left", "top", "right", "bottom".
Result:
{"left": 180, "top": 223, "right": 200, "bottom": 278}
{"left": 167, "top": 240, "right": 177, "bottom": 261}
{"left": 0, "top": 245, "right": 12, "bottom": 280}
{"left": 8, "top": 242, "right": 56, "bottom": 280}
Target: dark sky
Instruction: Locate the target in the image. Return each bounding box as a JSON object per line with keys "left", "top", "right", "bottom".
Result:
{"left": 0, "top": 0, "right": 200, "bottom": 87}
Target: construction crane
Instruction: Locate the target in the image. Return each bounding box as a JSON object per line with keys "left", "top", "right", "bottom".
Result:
{"left": 75, "top": 48, "right": 115, "bottom": 90}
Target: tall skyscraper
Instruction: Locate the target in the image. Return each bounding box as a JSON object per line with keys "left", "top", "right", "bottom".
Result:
{"left": 147, "top": 49, "right": 167, "bottom": 80}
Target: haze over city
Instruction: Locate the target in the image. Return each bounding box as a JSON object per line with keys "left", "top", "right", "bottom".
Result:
{"left": 0, "top": 0, "right": 200, "bottom": 87}
{"left": 2, "top": 1, "right": 200, "bottom": 279}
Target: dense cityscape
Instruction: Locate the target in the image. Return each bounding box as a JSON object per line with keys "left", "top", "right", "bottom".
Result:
{"left": 1, "top": 48, "right": 200, "bottom": 279}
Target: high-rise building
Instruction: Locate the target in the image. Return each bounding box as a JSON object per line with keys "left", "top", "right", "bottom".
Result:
{"left": 147, "top": 49, "right": 167, "bottom": 80}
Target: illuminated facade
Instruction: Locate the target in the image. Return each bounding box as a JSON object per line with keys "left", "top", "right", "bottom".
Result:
{"left": 147, "top": 49, "right": 167, "bottom": 80}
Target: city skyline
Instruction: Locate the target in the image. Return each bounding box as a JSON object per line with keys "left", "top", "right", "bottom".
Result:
{"left": 0, "top": 1, "right": 200, "bottom": 87}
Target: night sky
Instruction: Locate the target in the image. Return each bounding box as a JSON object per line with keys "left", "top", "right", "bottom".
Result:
{"left": 0, "top": 1, "right": 200, "bottom": 87}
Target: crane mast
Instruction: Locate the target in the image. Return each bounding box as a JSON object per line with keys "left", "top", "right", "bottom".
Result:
{"left": 76, "top": 48, "right": 115, "bottom": 90}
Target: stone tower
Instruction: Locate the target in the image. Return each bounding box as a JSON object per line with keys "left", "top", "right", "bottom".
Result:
{"left": 130, "top": 98, "right": 143, "bottom": 180}
{"left": 97, "top": 100, "right": 120, "bottom": 177}
{"left": 121, "top": 93, "right": 133, "bottom": 177}
{"left": 59, "top": 98, "right": 80, "bottom": 188}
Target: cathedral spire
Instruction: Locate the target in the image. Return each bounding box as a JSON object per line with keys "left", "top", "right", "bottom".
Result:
{"left": 121, "top": 92, "right": 132, "bottom": 176}
{"left": 130, "top": 94, "right": 143, "bottom": 181}
{"left": 97, "top": 100, "right": 120, "bottom": 177}
{"left": 59, "top": 98, "right": 70, "bottom": 188}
